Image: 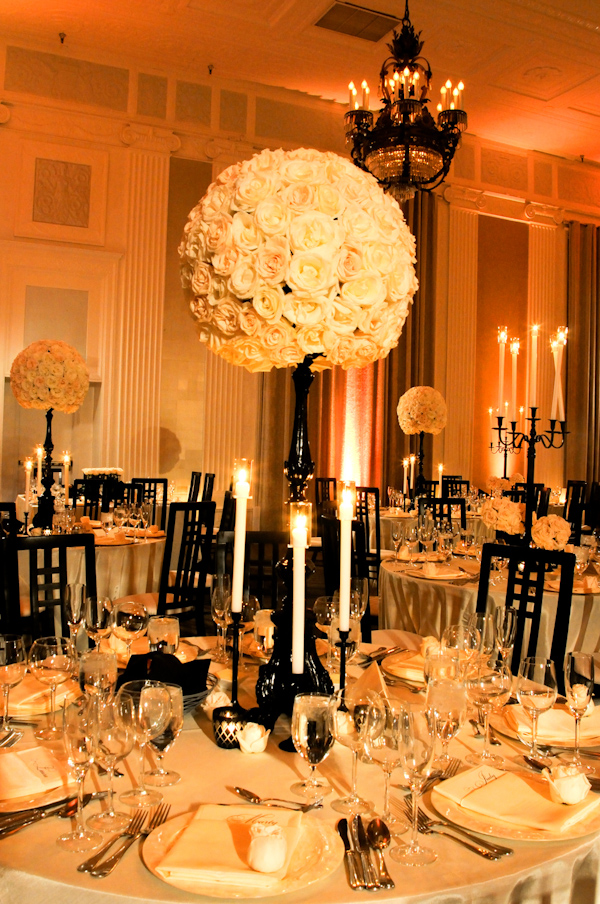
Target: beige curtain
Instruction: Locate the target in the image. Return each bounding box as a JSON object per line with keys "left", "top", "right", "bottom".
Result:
{"left": 565, "top": 222, "right": 600, "bottom": 484}
{"left": 256, "top": 191, "right": 438, "bottom": 528}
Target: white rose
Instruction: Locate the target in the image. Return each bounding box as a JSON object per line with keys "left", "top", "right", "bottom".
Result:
{"left": 215, "top": 162, "right": 241, "bottom": 185}
{"left": 201, "top": 688, "right": 231, "bottom": 719}
{"left": 237, "top": 722, "right": 271, "bottom": 754}
{"left": 232, "top": 172, "right": 273, "bottom": 211}
{"left": 340, "top": 271, "right": 386, "bottom": 308}
{"left": 212, "top": 245, "right": 239, "bottom": 277}
{"left": 262, "top": 320, "right": 296, "bottom": 351}
{"left": 364, "top": 241, "right": 397, "bottom": 276}
{"left": 227, "top": 337, "right": 270, "bottom": 372}
{"left": 256, "top": 236, "right": 289, "bottom": 285}
{"left": 335, "top": 174, "right": 371, "bottom": 206}
{"left": 341, "top": 203, "right": 379, "bottom": 243}
{"left": 239, "top": 306, "right": 263, "bottom": 336}
{"left": 212, "top": 297, "right": 243, "bottom": 335}
{"left": 281, "top": 181, "right": 315, "bottom": 212}
{"left": 325, "top": 299, "right": 361, "bottom": 335}
{"left": 289, "top": 211, "right": 342, "bottom": 256}
{"left": 284, "top": 158, "right": 326, "bottom": 184}
{"left": 336, "top": 244, "right": 363, "bottom": 281}
{"left": 228, "top": 258, "right": 259, "bottom": 299}
{"left": 190, "top": 296, "right": 212, "bottom": 322}
{"left": 253, "top": 285, "right": 285, "bottom": 322}
{"left": 349, "top": 335, "right": 378, "bottom": 367}
{"left": 544, "top": 764, "right": 591, "bottom": 805}
{"left": 283, "top": 293, "right": 329, "bottom": 327}
{"left": 231, "top": 211, "right": 261, "bottom": 252}
{"left": 200, "top": 185, "right": 230, "bottom": 221}
{"left": 254, "top": 197, "right": 290, "bottom": 236}
{"left": 388, "top": 255, "right": 419, "bottom": 300}
{"left": 287, "top": 252, "right": 335, "bottom": 296}
{"left": 296, "top": 325, "right": 326, "bottom": 355}
{"left": 205, "top": 213, "right": 233, "bottom": 253}
{"left": 322, "top": 331, "right": 355, "bottom": 366}
{"left": 316, "top": 184, "right": 345, "bottom": 218}
{"left": 191, "top": 262, "right": 212, "bottom": 296}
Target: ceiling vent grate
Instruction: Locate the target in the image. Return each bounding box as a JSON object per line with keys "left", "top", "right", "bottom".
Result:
{"left": 315, "top": 2, "right": 400, "bottom": 42}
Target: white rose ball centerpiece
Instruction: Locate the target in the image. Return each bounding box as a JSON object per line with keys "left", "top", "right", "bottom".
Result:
{"left": 397, "top": 386, "right": 447, "bottom": 494}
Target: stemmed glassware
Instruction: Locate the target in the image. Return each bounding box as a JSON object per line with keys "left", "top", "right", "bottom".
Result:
{"left": 113, "top": 504, "right": 128, "bottom": 531}
{"left": 441, "top": 624, "right": 479, "bottom": 677}
{"left": 28, "top": 636, "right": 75, "bottom": 740}
{"left": 0, "top": 634, "right": 27, "bottom": 732}
{"left": 350, "top": 578, "right": 369, "bottom": 620}
{"left": 426, "top": 666, "right": 468, "bottom": 769}
{"left": 64, "top": 583, "right": 85, "bottom": 652}
{"left": 117, "top": 679, "right": 172, "bottom": 807}
{"left": 57, "top": 696, "right": 102, "bottom": 852}
{"left": 405, "top": 527, "right": 419, "bottom": 568}
{"left": 210, "top": 574, "right": 232, "bottom": 663}
{"left": 467, "top": 612, "right": 497, "bottom": 661}
{"left": 148, "top": 616, "right": 180, "bottom": 654}
{"left": 390, "top": 704, "right": 437, "bottom": 866}
{"left": 290, "top": 692, "right": 334, "bottom": 800}
{"left": 494, "top": 606, "right": 517, "bottom": 664}
{"left": 329, "top": 686, "right": 385, "bottom": 814}
{"left": 313, "top": 596, "right": 337, "bottom": 671}
{"left": 465, "top": 657, "right": 512, "bottom": 767}
{"left": 88, "top": 696, "right": 134, "bottom": 831}
{"left": 238, "top": 595, "right": 259, "bottom": 671}
{"left": 563, "top": 651, "right": 595, "bottom": 772}
{"left": 78, "top": 651, "right": 118, "bottom": 703}
{"left": 84, "top": 596, "right": 113, "bottom": 652}
{"left": 418, "top": 521, "right": 437, "bottom": 561}
{"left": 111, "top": 599, "right": 148, "bottom": 660}
{"left": 391, "top": 521, "right": 404, "bottom": 561}
{"left": 144, "top": 683, "right": 184, "bottom": 787}
{"left": 364, "top": 695, "right": 409, "bottom": 832}
{"left": 129, "top": 504, "right": 142, "bottom": 542}
{"left": 517, "top": 657, "right": 558, "bottom": 763}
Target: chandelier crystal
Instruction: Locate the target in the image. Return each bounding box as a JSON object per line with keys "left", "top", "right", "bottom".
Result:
{"left": 344, "top": 1, "right": 467, "bottom": 202}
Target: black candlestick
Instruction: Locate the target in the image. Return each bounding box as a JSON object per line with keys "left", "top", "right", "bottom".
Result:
{"left": 490, "top": 415, "right": 519, "bottom": 479}
{"left": 339, "top": 628, "right": 349, "bottom": 692}
{"left": 212, "top": 609, "right": 250, "bottom": 749}
{"left": 33, "top": 408, "right": 55, "bottom": 530}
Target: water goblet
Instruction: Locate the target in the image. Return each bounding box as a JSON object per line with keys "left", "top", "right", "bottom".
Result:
{"left": 117, "top": 679, "right": 172, "bottom": 807}
{"left": 210, "top": 574, "right": 232, "bottom": 663}
{"left": 574, "top": 546, "right": 591, "bottom": 578}
{"left": 350, "top": 577, "right": 369, "bottom": 619}
{"left": 113, "top": 504, "right": 128, "bottom": 531}
{"left": 330, "top": 616, "right": 360, "bottom": 667}
{"left": 329, "top": 685, "right": 385, "bottom": 814}
{"left": 391, "top": 521, "right": 404, "bottom": 561}
{"left": 84, "top": 595, "right": 113, "bottom": 652}
{"left": 441, "top": 624, "right": 479, "bottom": 677}
{"left": 390, "top": 703, "right": 437, "bottom": 866}
{"left": 78, "top": 650, "right": 118, "bottom": 703}
{"left": 517, "top": 657, "right": 558, "bottom": 763}
{"left": 147, "top": 616, "right": 180, "bottom": 654}
{"left": 465, "top": 657, "right": 511, "bottom": 767}
{"left": 563, "top": 651, "right": 595, "bottom": 772}
{"left": 291, "top": 692, "right": 334, "bottom": 800}
{"left": 28, "top": 636, "right": 75, "bottom": 740}
{"left": 363, "top": 695, "right": 409, "bottom": 833}
{"left": 128, "top": 504, "right": 142, "bottom": 542}
{"left": 64, "top": 583, "right": 85, "bottom": 652}
{"left": 111, "top": 599, "right": 148, "bottom": 660}
{"left": 88, "top": 696, "right": 134, "bottom": 831}
{"left": 494, "top": 605, "right": 517, "bottom": 664}
{"left": 144, "top": 683, "right": 184, "bottom": 786}
{"left": 57, "top": 696, "right": 102, "bottom": 852}
{"left": 467, "top": 612, "right": 497, "bottom": 661}
{"left": 426, "top": 675, "right": 468, "bottom": 769}
{"left": 100, "top": 510, "right": 114, "bottom": 536}
{"left": 140, "top": 501, "right": 152, "bottom": 534}
{"left": 405, "top": 527, "right": 419, "bottom": 567}
{"left": 0, "top": 634, "right": 27, "bottom": 732}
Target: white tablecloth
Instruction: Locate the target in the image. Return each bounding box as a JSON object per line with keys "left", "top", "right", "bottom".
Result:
{"left": 1, "top": 630, "right": 600, "bottom": 904}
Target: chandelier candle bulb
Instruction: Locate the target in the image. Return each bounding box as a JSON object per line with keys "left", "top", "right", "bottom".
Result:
{"left": 556, "top": 328, "right": 567, "bottom": 421}
{"left": 291, "top": 515, "right": 307, "bottom": 675}
{"left": 361, "top": 80, "right": 368, "bottom": 109}
{"left": 338, "top": 487, "right": 353, "bottom": 634}
{"left": 231, "top": 465, "right": 251, "bottom": 614}
{"left": 510, "top": 338, "right": 520, "bottom": 422}
{"left": 498, "top": 327, "right": 508, "bottom": 414}
{"left": 24, "top": 458, "right": 32, "bottom": 514}
{"left": 35, "top": 445, "right": 43, "bottom": 495}
{"left": 348, "top": 81, "right": 355, "bottom": 108}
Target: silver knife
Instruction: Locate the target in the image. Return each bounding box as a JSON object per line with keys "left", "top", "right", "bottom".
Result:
{"left": 351, "top": 814, "right": 378, "bottom": 890}
{"left": 358, "top": 816, "right": 394, "bottom": 889}
{"left": 0, "top": 791, "right": 107, "bottom": 834}
{"left": 337, "top": 819, "right": 363, "bottom": 890}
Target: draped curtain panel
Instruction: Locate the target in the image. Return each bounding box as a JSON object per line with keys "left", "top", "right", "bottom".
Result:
{"left": 256, "top": 192, "right": 437, "bottom": 529}
{"left": 565, "top": 223, "right": 600, "bottom": 485}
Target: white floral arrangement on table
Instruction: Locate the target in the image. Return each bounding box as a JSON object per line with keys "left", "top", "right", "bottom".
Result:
{"left": 396, "top": 386, "right": 447, "bottom": 435}
{"left": 480, "top": 496, "right": 525, "bottom": 535}
{"left": 510, "top": 472, "right": 525, "bottom": 486}
{"left": 179, "top": 147, "right": 418, "bottom": 372}
{"left": 10, "top": 340, "right": 89, "bottom": 414}
{"left": 486, "top": 475, "right": 510, "bottom": 496}
{"left": 531, "top": 514, "right": 571, "bottom": 550}
{"left": 82, "top": 468, "right": 124, "bottom": 478}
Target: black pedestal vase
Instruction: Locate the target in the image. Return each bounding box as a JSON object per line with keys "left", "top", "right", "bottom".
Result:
{"left": 32, "top": 408, "right": 55, "bottom": 530}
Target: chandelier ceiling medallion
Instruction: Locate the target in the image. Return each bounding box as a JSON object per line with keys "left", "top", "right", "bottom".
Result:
{"left": 344, "top": 0, "right": 467, "bottom": 203}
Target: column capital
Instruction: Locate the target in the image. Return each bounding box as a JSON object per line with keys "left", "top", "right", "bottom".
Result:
{"left": 0, "top": 103, "right": 11, "bottom": 125}
{"left": 120, "top": 124, "right": 181, "bottom": 154}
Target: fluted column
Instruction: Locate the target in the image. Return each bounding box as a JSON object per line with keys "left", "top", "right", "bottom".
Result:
{"left": 444, "top": 207, "right": 479, "bottom": 476}
{"left": 527, "top": 224, "right": 567, "bottom": 488}
{"left": 103, "top": 127, "right": 179, "bottom": 477}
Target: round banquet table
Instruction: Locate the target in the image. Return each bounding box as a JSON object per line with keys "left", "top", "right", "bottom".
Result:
{"left": 1, "top": 630, "right": 600, "bottom": 904}
{"left": 378, "top": 509, "right": 495, "bottom": 552}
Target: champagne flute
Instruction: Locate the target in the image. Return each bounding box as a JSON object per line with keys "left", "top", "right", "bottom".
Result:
{"left": 291, "top": 692, "right": 334, "bottom": 800}
{"left": 494, "top": 606, "right": 517, "bottom": 664}
{"left": 111, "top": 599, "right": 148, "bottom": 660}
{"left": 210, "top": 574, "right": 232, "bottom": 663}
{"left": 88, "top": 696, "right": 134, "bottom": 831}
{"left": 144, "top": 684, "right": 184, "bottom": 787}
{"left": 467, "top": 612, "right": 497, "bottom": 661}
{"left": 113, "top": 504, "right": 128, "bottom": 531}
{"left": 391, "top": 521, "right": 404, "bottom": 561}
{"left": 426, "top": 671, "right": 468, "bottom": 769}
{"left": 57, "top": 696, "right": 102, "bottom": 852}
{"left": 0, "top": 635, "right": 27, "bottom": 732}
{"left": 78, "top": 651, "right": 118, "bottom": 703}
{"left": 329, "top": 686, "right": 385, "bottom": 814}
{"left": 28, "top": 636, "right": 74, "bottom": 740}
{"left": 84, "top": 596, "right": 113, "bottom": 652}
{"left": 390, "top": 703, "right": 437, "bottom": 866}
{"left": 465, "top": 658, "right": 511, "bottom": 767}
{"left": 517, "top": 657, "right": 558, "bottom": 763}
{"left": 117, "top": 679, "right": 172, "bottom": 807}
{"left": 64, "top": 583, "right": 85, "bottom": 652}
{"left": 364, "top": 695, "right": 409, "bottom": 832}
{"left": 406, "top": 526, "right": 419, "bottom": 568}
{"left": 563, "top": 652, "right": 595, "bottom": 772}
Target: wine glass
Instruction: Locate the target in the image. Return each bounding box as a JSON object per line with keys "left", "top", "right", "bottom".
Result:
{"left": 391, "top": 521, "right": 404, "bottom": 561}
{"left": 467, "top": 612, "right": 497, "bottom": 661}
{"left": 113, "top": 504, "right": 128, "bottom": 531}
{"left": 290, "top": 692, "right": 334, "bottom": 800}
{"left": 117, "top": 679, "right": 172, "bottom": 807}
{"left": 465, "top": 658, "right": 512, "bottom": 767}
{"left": 100, "top": 510, "right": 114, "bottom": 536}
{"left": 139, "top": 502, "right": 151, "bottom": 535}
{"left": 329, "top": 686, "right": 385, "bottom": 814}
{"left": 426, "top": 675, "right": 468, "bottom": 769}
{"left": 517, "top": 657, "right": 558, "bottom": 763}
{"left": 563, "top": 651, "right": 595, "bottom": 772}
{"left": 494, "top": 606, "right": 517, "bottom": 664}
{"left": 57, "top": 696, "right": 102, "bottom": 852}
{"left": 350, "top": 577, "right": 369, "bottom": 620}
{"left": 406, "top": 526, "right": 419, "bottom": 567}
{"left": 238, "top": 595, "right": 259, "bottom": 671}
{"left": 111, "top": 599, "right": 148, "bottom": 660}
{"left": 28, "top": 636, "right": 74, "bottom": 740}
{"left": 63, "top": 583, "right": 85, "bottom": 652}
{"left": 128, "top": 504, "right": 142, "bottom": 542}
{"left": 210, "top": 574, "right": 232, "bottom": 663}
{"left": 144, "top": 683, "right": 184, "bottom": 787}
{"left": 574, "top": 546, "right": 591, "bottom": 578}
{"left": 78, "top": 651, "right": 118, "bottom": 703}
{"left": 363, "top": 694, "right": 409, "bottom": 832}
{"left": 390, "top": 703, "right": 437, "bottom": 866}
{"left": 418, "top": 521, "right": 437, "bottom": 561}
{"left": 0, "top": 635, "right": 27, "bottom": 732}
{"left": 88, "top": 696, "right": 134, "bottom": 831}
{"left": 313, "top": 596, "right": 337, "bottom": 670}
{"left": 441, "top": 624, "right": 479, "bottom": 677}
{"left": 84, "top": 596, "right": 113, "bottom": 652}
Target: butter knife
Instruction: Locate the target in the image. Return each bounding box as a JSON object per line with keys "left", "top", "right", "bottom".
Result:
{"left": 350, "top": 814, "right": 378, "bottom": 890}
{"left": 337, "top": 819, "right": 363, "bottom": 890}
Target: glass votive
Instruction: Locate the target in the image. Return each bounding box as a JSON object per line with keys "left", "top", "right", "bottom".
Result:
{"left": 253, "top": 609, "right": 275, "bottom": 659}
{"left": 147, "top": 616, "right": 180, "bottom": 654}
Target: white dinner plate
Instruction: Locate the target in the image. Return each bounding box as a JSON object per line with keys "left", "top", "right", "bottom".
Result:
{"left": 101, "top": 637, "right": 199, "bottom": 667}
{"left": 381, "top": 650, "right": 425, "bottom": 686}
{"left": 8, "top": 679, "right": 79, "bottom": 717}
{"left": 430, "top": 786, "right": 600, "bottom": 842}
{"left": 404, "top": 566, "right": 464, "bottom": 581}
{"left": 489, "top": 712, "right": 600, "bottom": 750}
{"left": 0, "top": 783, "right": 78, "bottom": 814}
{"left": 142, "top": 811, "right": 344, "bottom": 898}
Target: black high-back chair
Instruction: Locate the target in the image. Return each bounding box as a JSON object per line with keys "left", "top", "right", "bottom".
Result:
{"left": 320, "top": 514, "right": 372, "bottom": 641}
{"left": 537, "top": 487, "right": 550, "bottom": 518}
{"left": 131, "top": 478, "right": 168, "bottom": 530}
{"left": 506, "top": 482, "right": 544, "bottom": 509}
{"left": 202, "top": 473, "right": 215, "bottom": 502}
{"left": 476, "top": 542, "right": 575, "bottom": 693}
{"left": 0, "top": 502, "right": 18, "bottom": 536}
{"left": 0, "top": 525, "right": 19, "bottom": 632}
{"left": 586, "top": 482, "right": 600, "bottom": 534}
{"left": 244, "top": 531, "right": 289, "bottom": 609}
{"left": 315, "top": 478, "right": 337, "bottom": 536}
{"left": 218, "top": 490, "right": 236, "bottom": 532}
{"left": 73, "top": 478, "right": 103, "bottom": 520}
{"left": 15, "top": 533, "right": 97, "bottom": 638}
{"left": 442, "top": 477, "right": 469, "bottom": 497}
{"left": 419, "top": 496, "right": 467, "bottom": 530}
{"left": 188, "top": 471, "right": 202, "bottom": 502}
{"left": 563, "top": 480, "right": 587, "bottom": 545}
{"left": 415, "top": 479, "right": 438, "bottom": 499}
{"left": 103, "top": 480, "right": 141, "bottom": 512}
{"left": 355, "top": 486, "right": 380, "bottom": 589}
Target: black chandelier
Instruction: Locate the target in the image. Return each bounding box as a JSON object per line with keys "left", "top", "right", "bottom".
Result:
{"left": 344, "top": 0, "right": 467, "bottom": 203}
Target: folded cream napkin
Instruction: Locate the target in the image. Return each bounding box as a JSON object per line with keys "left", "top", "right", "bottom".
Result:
{"left": 79, "top": 516, "right": 101, "bottom": 531}
{"left": 406, "top": 564, "right": 462, "bottom": 580}
{"left": 124, "top": 526, "right": 165, "bottom": 539}
{"left": 504, "top": 703, "right": 600, "bottom": 743}
{"left": 155, "top": 805, "right": 303, "bottom": 889}
{"left": 95, "top": 530, "right": 130, "bottom": 546}
{"left": 435, "top": 765, "right": 600, "bottom": 833}
{"left": 0, "top": 747, "right": 66, "bottom": 801}
{"left": 9, "top": 675, "right": 78, "bottom": 716}
{"left": 382, "top": 650, "right": 425, "bottom": 683}
{"left": 352, "top": 662, "right": 389, "bottom": 701}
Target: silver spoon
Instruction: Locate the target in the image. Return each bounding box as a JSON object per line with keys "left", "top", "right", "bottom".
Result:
{"left": 366, "top": 819, "right": 394, "bottom": 889}
{"left": 469, "top": 719, "right": 501, "bottom": 746}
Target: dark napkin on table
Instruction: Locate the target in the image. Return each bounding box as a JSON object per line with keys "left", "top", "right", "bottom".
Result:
{"left": 116, "top": 652, "right": 210, "bottom": 696}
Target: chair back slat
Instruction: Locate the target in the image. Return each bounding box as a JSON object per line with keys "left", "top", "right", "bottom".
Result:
{"left": 131, "top": 478, "right": 168, "bottom": 531}
{"left": 355, "top": 486, "right": 380, "bottom": 588}
{"left": 158, "top": 502, "right": 215, "bottom": 624}
{"left": 188, "top": 471, "right": 202, "bottom": 503}
{"left": 418, "top": 496, "right": 466, "bottom": 530}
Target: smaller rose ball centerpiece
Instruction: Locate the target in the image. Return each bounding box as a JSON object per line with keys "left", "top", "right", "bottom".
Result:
{"left": 397, "top": 386, "right": 447, "bottom": 494}
{"left": 531, "top": 514, "right": 571, "bottom": 551}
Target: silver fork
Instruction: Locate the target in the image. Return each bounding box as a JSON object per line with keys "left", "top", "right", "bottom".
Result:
{"left": 89, "top": 804, "right": 171, "bottom": 878}
{"left": 395, "top": 799, "right": 513, "bottom": 859}
{"left": 0, "top": 730, "right": 22, "bottom": 748}
{"left": 77, "top": 811, "right": 147, "bottom": 873}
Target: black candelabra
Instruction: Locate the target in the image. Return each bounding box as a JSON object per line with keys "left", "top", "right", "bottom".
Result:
{"left": 490, "top": 415, "right": 519, "bottom": 479}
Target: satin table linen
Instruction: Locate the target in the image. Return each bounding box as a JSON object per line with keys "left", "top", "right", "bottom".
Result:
{"left": 1, "top": 630, "right": 600, "bottom": 904}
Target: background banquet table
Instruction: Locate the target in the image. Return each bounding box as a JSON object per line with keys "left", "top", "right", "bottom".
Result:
{"left": 1, "top": 630, "right": 600, "bottom": 904}
{"left": 378, "top": 509, "right": 495, "bottom": 552}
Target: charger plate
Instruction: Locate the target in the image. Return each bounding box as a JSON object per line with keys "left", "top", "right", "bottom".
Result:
{"left": 490, "top": 711, "right": 600, "bottom": 750}
{"left": 142, "top": 811, "right": 344, "bottom": 898}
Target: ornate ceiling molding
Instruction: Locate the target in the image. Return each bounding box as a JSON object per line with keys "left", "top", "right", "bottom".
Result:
{"left": 120, "top": 124, "right": 181, "bottom": 154}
